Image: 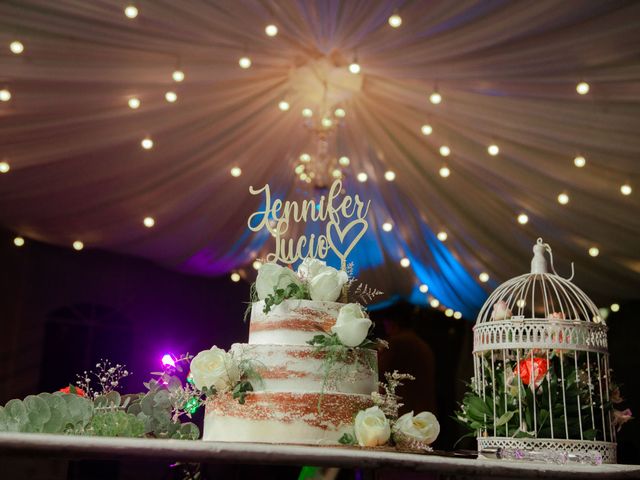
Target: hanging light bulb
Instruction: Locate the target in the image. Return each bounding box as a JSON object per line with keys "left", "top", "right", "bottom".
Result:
{"left": 230, "top": 272, "right": 241, "bottom": 282}
{"left": 294, "top": 164, "right": 305, "bottom": 175}
{"left": 141, "top": 137, "right": 153, "bottom": 150}
{"left": 488, "top": 144, "right": 499, "bottom": 156}
{"left": 478, "top": 272, "right": 490, "bottom": 283}
{"left": 430, "top": 298, "right": 440, "bottom": 308}
{"left": 421, "top": 124, "right": 433, "bottom": 136}
{"left": 265, "top": 24, "right": 278, "bottom": 37}
{"left": 620, "top": 184, "right": 632, "bottom": 195}
{"left": 439, "top": 146, "right": 451, "bottom": 157}
{"left": 419, "top": 284, "right": 429, "bottom": 293}
{"left": 0, "top": 161, "right": 10, "bottom": 173}
{"left": 338, "top": 156, "right": 350, "bottom": 166}
{"left": 576, "top": 81, "right": 590, "bottom": 95}
{"left": 230, "top": 166, "right": 242, "bottom": 177}
{"left": 73, "top": 241, "right": 84, "bottom": 251}
{"left": 124, "top": 5, "right": 138, "bottom": 18}
{"left": 384, "top": 170, "right": 396, "bottom": 181}
{"left": 453, "top": 311, "right": 462, "bottom": 319}
{"left": 278, "top": 100, "right": 290, "bottom": 111}
{"left": 239, "top": 56, "right": 252, "bottom": 69}
{"left": 388, "top": 13, "right": 402, "bottom": 28}
{"left": 172, "top": 70, "right": 185, "bottom": 82}
{"left": 574, "top": 155, "right": 586, "bottom": 168}
{"left": 357, "top": 172, "right": 368, "bottom": 182}
{"left": 445, "top": 308, "right": 454, "bottom": 317}
{"left": 610, "top": 303, "right": 620, "bottom": 312}
{"left": 517, "top": 213, "right": 529, "bottom": 225}
{"left": 0, "top": 89, "right": 11, "bottom": 102}
{"left": 437, "top": 231, "right": 448, "bottom": 242}
{"left": 143, "top": 216, "right": 155, "bottom": 228}
{"left": 14, "top": 236, "right": 25, "bottom": 247}
{"left": 165, "top": 91, "right": 177, "bottom": 103}
{"left": 321, "top": 117, "right": 333, "bottom": 128}
{"left": 331, "top": 169, "right": 342, "bottom": 179}
{"left": 9, "top": 41, "right": 24, "bottom": 54}
{"left": 429, "top": 91, "right": 442, "bottom": 104}
{"left": 400, "top": 257, "right": 411, "bottom": 268}
{"left": 128, "top": 97, "right": 141, "bottom": 109}
{"left": 348, "top": 60, "right": 361, "bottom": 74}
{"left": 299, "top": 153, "right": 311, "bottom": 163}
{"left": 382, "top": 222, "right": 393, "bottom": 232}
{"left": 252, "top": 260, "right": 262, "bottom": 270}
{"left": 301, "top": 108, "right": 313, "bottom": 118}
{"left": 588, "top": 246, "right": 599, "bottom": 257}
{"left": 334, "top": 108, "right": 346, "bottom": 118}
{"left": 558, "top": 193, "right": 570, "bottom": 204}
{"left": 439, "top": 166, "right": 450, "bottom": 178}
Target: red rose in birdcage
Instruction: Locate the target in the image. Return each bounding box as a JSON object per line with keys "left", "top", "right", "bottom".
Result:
{"left": 59, "top": 385, "right": 86, "bottom": 397}
{"left": 515, "top": 357, "right": 549, "bottom": 388}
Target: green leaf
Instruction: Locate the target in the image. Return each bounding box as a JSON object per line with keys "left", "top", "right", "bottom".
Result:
{"left": 338, "top": 432, "right": 356, "bottom": 445}
{"left": 24, "top": 395, "right": 51, "bottom": 432}
{"left": 495, "top": 410, "right": 515, "bottom": 427}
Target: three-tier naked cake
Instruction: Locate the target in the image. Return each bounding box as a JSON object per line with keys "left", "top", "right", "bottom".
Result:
{"left": 203, "top": 298, "right": 377, "bottom": 444}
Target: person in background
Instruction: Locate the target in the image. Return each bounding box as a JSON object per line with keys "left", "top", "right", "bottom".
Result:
{"left": 378, "top": 309, "right": 438, "bottom": 418}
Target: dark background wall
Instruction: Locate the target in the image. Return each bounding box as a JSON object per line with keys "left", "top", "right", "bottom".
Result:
{"left": 0, "top": 227, "right": 637, "bottom": 463}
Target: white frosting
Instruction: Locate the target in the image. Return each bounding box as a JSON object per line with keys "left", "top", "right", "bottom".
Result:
{"left": 249, "top": 299, "right": 343, "bottom": 345}
{"left": 231, "top": 343, "right": 377, "bottom": 395}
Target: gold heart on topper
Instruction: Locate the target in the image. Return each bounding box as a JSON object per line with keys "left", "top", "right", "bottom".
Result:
{"left": 327, "top": 218, "right": 368, "bottom": 270}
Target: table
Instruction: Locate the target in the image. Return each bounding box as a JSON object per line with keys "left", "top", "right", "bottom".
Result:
{"left": 1, "top": 433, "right": 639, "bottom": 479}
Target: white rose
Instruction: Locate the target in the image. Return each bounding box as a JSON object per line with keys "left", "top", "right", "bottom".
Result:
{"left": 331, "top": 303, "right": 372, "bottom": 347}
{"left": 297, "top": 257, "right": 326, "bottom": 280}
{"left": 308, "top": 266, "right": 348, "bottom": 301}
{"left": 354, "top": 406, "right": 391, "bottom": 447}
{"left": 190, "top": 346, "right": 240, "bottom": 393}
{"left": 491, "top": 300, "right": 512, "bottom": 320}
{"left": 255, "top": 263, "right": 301, "bottom": 300}
{"left": 392, "top": 411, "right": 440, "bottom": 445}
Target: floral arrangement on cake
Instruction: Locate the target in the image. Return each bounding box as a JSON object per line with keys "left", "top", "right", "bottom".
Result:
{"left": 339, "top": 371, "right": 440, "bottom": 451}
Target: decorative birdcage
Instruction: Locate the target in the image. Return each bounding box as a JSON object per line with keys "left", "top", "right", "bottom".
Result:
{"left": 472, "top": 238, "right": 616, "bottom": 464}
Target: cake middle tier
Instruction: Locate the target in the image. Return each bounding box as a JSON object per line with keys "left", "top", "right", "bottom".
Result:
{"left": 231, "top": 343, "right": 378, "bottom": 396}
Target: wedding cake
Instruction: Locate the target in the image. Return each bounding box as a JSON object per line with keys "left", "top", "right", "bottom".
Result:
{"left": 202, "top": 296, "right": 378, "bottom": 445}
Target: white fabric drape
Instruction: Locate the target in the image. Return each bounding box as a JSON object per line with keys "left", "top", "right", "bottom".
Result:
{"left": 0, "top": 0, "right": 639, "bottom": 309}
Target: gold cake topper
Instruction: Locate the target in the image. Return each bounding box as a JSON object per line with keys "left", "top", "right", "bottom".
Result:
{"left": 248, "top": 179, "right": 370, "bottom": 270}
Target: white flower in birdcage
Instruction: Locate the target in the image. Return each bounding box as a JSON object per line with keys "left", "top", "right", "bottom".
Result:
{"left": 455, "top": 238, "right": 625, "bottom": 464}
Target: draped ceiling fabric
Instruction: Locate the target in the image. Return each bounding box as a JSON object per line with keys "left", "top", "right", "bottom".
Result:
{"left": 1, "top": 1, "right": 639, "bottom": 318}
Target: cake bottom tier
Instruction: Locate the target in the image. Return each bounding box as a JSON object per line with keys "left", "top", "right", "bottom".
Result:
{"left": 203, "top": 391, "right": 372, "bottom": 445}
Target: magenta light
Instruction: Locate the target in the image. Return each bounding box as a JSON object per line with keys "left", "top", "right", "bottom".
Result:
{"left": 161, "top": 354, "right": 176, "bottom": 368}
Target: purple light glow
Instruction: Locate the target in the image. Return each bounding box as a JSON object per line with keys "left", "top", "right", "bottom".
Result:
{"left": 161, "top": 353, "right": 176, "bottom": 368}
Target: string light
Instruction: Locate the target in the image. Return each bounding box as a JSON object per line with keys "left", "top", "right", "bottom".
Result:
{"left": 384, "top": 170, "right": 396, "bottom": 181}
{"left": 165, "top": 91, "right": 177, "bottom": 103}
{"left": 439, "top": 166, "right": 450, "bottom": 178}
{"left": 400, "top": 257, "right": 411, "bottom": 268}
{"left": 430, "top": 298, "right": 440, "bottom": 308}
{"left": 453, "top": 311, "right": 462, "bottom": 320}
{"left": 278, "top": 100, "right": 290, "bottom": 111}
{"left": 479, "top": 272, "right": 490, "bottom": 283}
{"left": 488, "top": 144, "right": 499, "bottom": 156}
{"left": 437, "top": 231, "right": 448, "bottom": 242}
{"left": 239, "top": 57, "right": 252, "bottom": 69}
{"left": 73, "top": 241, "right": 84, "bottom": 251}
{"left": 334, "top": 108, "right": 346, "bottom": 118}
{"left": 558, "top": 193, "right": 570, "bottom": 205}
{"left": 143, "top": 217, "right": 155, "bottom": 228}
{"left": 230, "top": 272, "right": 241, "bottom": 282}
{"left": 588, "top": 246, "right": 599, "bottom": 257}
{"left": 0, "top": 89, "right": 11, "bottom": 102}
{"left": 294, "top": 164, "right": 305, "bottom": 175}
{"left": 13, "top": 236, "right": 24, "bottom": 247}
{"left": 0, "top": 161, "right": 10, "bottom": 173}
{"left": 299, "top": 153, "right": 311, "bottom": 163}
{"left": 302, "top": 108, "right": 313, "bottom": 118}
{"left": 421, "top": 124, "right": 433, "bottom": 136}
{"left": 620, "top": 184, "right": 632, "bottom": 195}
{"left": 610, "top": 303, "right": 620, "bottom": 312}
{"left": 230, "top": 166, "right": 242, "bottom": 177}
{"left": 128, "top": 97, "right": 140, "bottom": 109}
{"left": 445, "top": 308, "right": 454, "bottom": 317}
{"left": 265, "top": 24, "right": 278, "bottom": 37}
{"left": 172, "top": 70, "right": 185, "bottom": 82}
{"left": 576, "top": 81, "right": 590, "bottom": 95}
{"left": 141, "top": 137, "right": 153, "bottom": 150}
{"left": 429, "top": 92, "right": 442, "bottom": 104}
{"left": 338, "top": 156, "right": 350, "bottom": 166}
{"left": 419, "top": 284, "right": 429, "bottom": 293}
{"left": 348, "top": 61, "right": 361, "bottom": 74}
{"left": 382, "top": 222, "right": 393, "bottom": 232}
{"left": 252, "top": 260, "right": 262, "bottom": 270}
{"left": 321, "top": 117, "right": 333, "bottom": 128}
{"left": 388, "top": 13, "right": 402, "bottom": 28}
{"left": 574, "top": 155, "right": 586, "bottom": 168}
{"left": 9, "top": 41, "right": 24, "bottom": 54}
{"left": 439, "top": 146, "right": 450, "bottom": 157}
{"left": 357, "top": 172, "right": 368, "bottom": 182}
{"left": 516, "top": 299, "right": 526, "bottom": 308}
{"left": 124, "top": 5, "right": 138, "bottom": 18}
{"left": 517, "top": 213, "right": 529, "bottom": 225}
{"left": 331, "top": 169, "right": 342, "bottom": 179}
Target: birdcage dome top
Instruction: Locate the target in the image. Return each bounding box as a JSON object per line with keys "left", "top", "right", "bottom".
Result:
{"left": 473, "top": 238, "right": 607, "bottom": 354}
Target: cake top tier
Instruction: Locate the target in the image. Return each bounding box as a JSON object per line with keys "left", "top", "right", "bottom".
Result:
{"left": 249, "top": 299, "right": 342, "bottom": 346}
